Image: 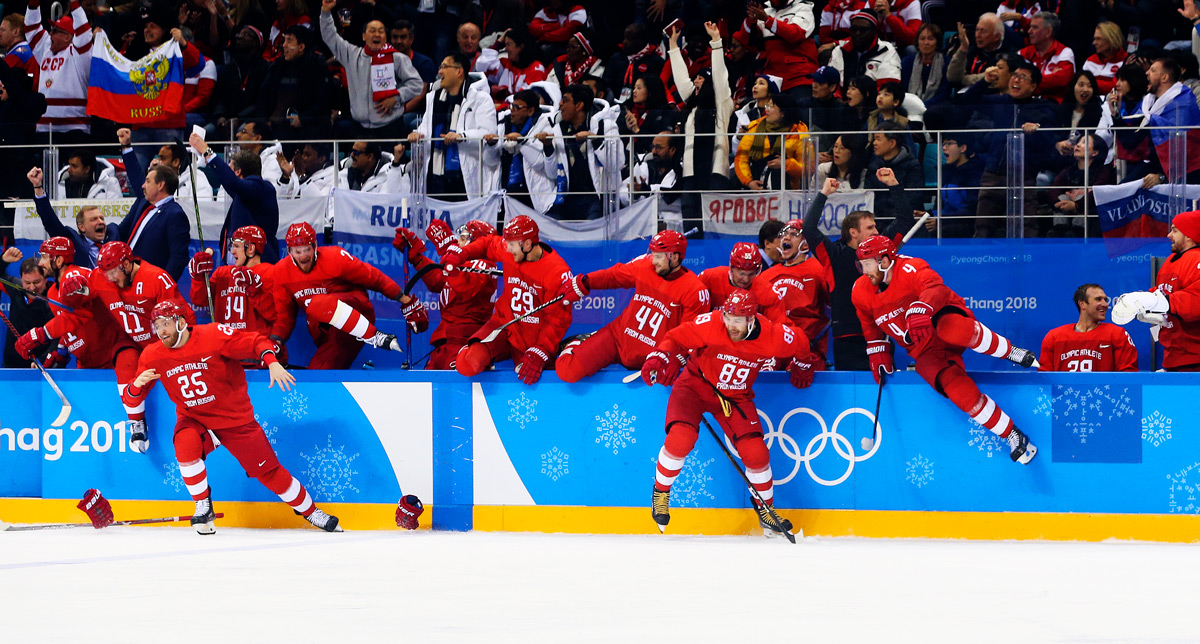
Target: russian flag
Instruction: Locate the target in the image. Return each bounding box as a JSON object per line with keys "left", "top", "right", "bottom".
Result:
{"left": 1145, "top": 83, "right": 1200, "bottom": 178}
{"left": 1094, "top": 180, "right": 1200, "bottom": 256}
{"left": 86, "top": 32, "right": 185, "bottom": 124}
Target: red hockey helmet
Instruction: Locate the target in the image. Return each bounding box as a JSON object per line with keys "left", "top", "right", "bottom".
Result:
{"left": 232, "top": 225, "right": 267, "bottom": 253}
{"left": 729, "top": 242, "right": 762, "bottom": 272}
{"left": 286, "top": 222, "right": 317, "bottom": 248}
{"left": 855, "top": 235, "right": 897, "bottom": 262}
{"left": 459, "top": 219, "right": 498, "bottom": 242}
{"left": 779, "top": 219, "right": 805, "bottom": 238}
{"left": 39, "top": 236, "right": 75, "bottom": 263}
{"left": 722, "top": 288, "right": 758, "bottom": 317}
{"left": 648, "top": 229, "right": 687, "bottom": 258}
{"left": 502, "top": 215, "right": 539, "bottom": 244}
{"left": 151, "top": 300, "right": 189, "bottom": 322}
{"left": 97, "top": 241, "right": 133, "bottom": 271}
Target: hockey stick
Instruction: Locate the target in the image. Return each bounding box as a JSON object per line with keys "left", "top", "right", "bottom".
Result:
{"left": 0, "top": 309, "right": 71, "bottom": 427}
{"left": 402, "top": 263, "right": 502, "bottom": 296}
{"left": 698, "top": 413, "right": 797, "bottom": 544}
{"left": 185, "top": 141, "right": 216, "bottom": 322}
{"left": 897, "top": 212, "right": 931, "bottom": 249}
{"left": 862, "top": 373, "right": 885, "bottom": 451}
{"left": 1, "top": 512, "right": 226, "bottom": 532}
{"left": 481, "top": 295, "right": 565, "bottom": 343}
{"left": 401, "top": 198, "right": 413, "bottom": 364}
{"left": 0, "top": 276, "right": 75, "bottom": 311}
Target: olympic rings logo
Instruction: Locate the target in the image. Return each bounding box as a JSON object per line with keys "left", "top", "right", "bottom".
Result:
{"left": 725, "top": 407, "right": 881, "bottom": 487}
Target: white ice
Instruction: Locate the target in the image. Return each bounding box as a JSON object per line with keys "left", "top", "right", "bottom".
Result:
{"left": 2, "top": 527, "right": 1197, "bottom": 643}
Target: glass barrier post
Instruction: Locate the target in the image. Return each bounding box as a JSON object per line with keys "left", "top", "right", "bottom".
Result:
{"left": 935, "top": 130, "right": 943, "bottom": 241}
{"left": 1168, "top": 129, "right": 1188, "bottom": 219}
{"left": 1005, "top": 131, "right": 1025, "bottom": 239}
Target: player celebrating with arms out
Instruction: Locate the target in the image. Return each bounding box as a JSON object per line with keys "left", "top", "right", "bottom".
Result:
{"left": 554, "top": 230, "right": 710, "bottom": 382}
{"left": 641, "top": 289, "right": 817, "bottom": 538}
{"left": 761, "top": 220, "right": 831, "bottom": 366}
{"left": 189, "top": 226, "right": 277, "bottom": 337}
{"left": 851, "top": 235, "right": 1040, "bottom": 464}
{"left": 1040, "top": 284, "right": 1137, "bottom": 372}
{"left": 122, "top": 301, "right": 342, "bottom": 534}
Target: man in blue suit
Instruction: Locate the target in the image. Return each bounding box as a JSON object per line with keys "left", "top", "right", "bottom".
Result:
{"left": 117, "top": 128, "right": 192, "bottom": 281}
{"left": 189, "top": 132, "right": 280, "bottom": 265}
{"left": 26, "top": 167, "right": 121, "bottom": 269}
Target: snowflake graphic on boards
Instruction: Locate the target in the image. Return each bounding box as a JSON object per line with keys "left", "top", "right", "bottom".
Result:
{"left": 254, "top": 412, "right": 280, "bottom": 445}
{"left": 648, "top": 454, "right": 716, "bottom": 507}
{"left": 595, "top": 404, "right": 636, "bottom": 455}
{"left": 508, "top": 392, "right": 538, "bottom": 430}
{"left": 966, "top": 420, "right": 1007, "bottom": 457}
{"left": 1032, "top": 388, "right": 1052, "bottom": 418}
{"left": 161, "top": 461, "right": 184, "bottom": 493}
{"left": 1142, "top": 411, "right": 1173, "bottom": 447}
{"left": 281, "top": 390, "right": 309, "bottom": 422}
{"left": 1050, "top": 386, "right": 1135, "bottom": 423}
{"left": 1166, "top": 462, "right": 1200, "bottom": 514}
{"left": 540, "top": 446, "right": 569, "bottom": 481}
{"left": 299, "top": 436, "right": 361, "bottom": 501}
{"left": 905, "top": 454, "right": 935, "bottom": 488}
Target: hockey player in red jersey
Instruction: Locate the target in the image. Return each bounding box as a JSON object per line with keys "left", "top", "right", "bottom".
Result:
{"left": 1040, "top": 284, "right": 1137, "bottom": 372}
{"left": 392, "top": 219, "right": 498, "bottom": 370}
{"left": 554, "top": 230, "right": 711, "bottom": 382}
{"left": 270, "top": 222, "right": 428, "bottom": 369}
{"left": 121, "top": 301, "right": 342, "bottom": 534}
{"left": 760, "top": 219, "right": 831, "bottom": 365}
{"left": 1112, "top": 212, "right": 1200, "bottom": 371}
{"left": 15, "top": 237, "right": 148, "bottom": 449}
{"left": 444, "top": 215, "right": 574, "bottom": 385}
{"left": 698, "top": 242, "right": 787, "bottom": 320}
{"left": 641, "top": 289, "right": 816, "bottom": 537}
{"left": 96, "top": 241, "right": 196, "bottom": 348}
{"left": 188, "top": 226, "right": 277, "bottom": 336}
{"left": 851, "top": 235, "right": 1040, "bottom": 464}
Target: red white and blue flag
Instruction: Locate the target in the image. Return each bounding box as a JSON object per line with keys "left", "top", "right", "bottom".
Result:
{"left": 86, "top": 32, "right": 185, "bottom": 124}
{"left": 1141, "top": 82, "right": 1200, "bottom": 178}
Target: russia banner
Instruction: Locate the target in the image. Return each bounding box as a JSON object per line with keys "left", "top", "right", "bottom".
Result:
{"left": 86, "top": 32, "right": 185, "bottom": 124}
{"left": 1093, "top": 180, "right": 1200, "bottom": 256}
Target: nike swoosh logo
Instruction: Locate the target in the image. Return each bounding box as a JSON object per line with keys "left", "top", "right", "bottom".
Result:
{"left": 802, "top": 278, "right": 813, "bottom": 282}
{"left": 258, "top": 460, "right": 267, "bottom": 467}
{"left": 1099, "top": 344, "right": 1110, "bottom": 348}
{"left": 200, "top": 356, "right": 211, "bottom": 362}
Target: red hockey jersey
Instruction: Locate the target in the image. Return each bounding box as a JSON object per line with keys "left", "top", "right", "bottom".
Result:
{"left": 1039, "top": 322, "right": 1137, "bottom": 372}
{"left": 1155, "top": 247, "right": 1200, "bottom": 369}
{"left": 851, "top": 255, "right": 971, "bottom": 359}
{"left": 271, "top": 246, "right": 402, "bottom": 340}
{"left": 191, "top": 262, "right": 276, "bottom": 334}
{"left": 98, "top": 261, "right": 194, "bottom": 348}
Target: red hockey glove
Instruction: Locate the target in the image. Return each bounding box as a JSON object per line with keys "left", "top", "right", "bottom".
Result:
{"left": 440, "top": 244, "right": 465, "bottom": 272}
{"left": 188, "top": 251, "right": 214, "bottom": 279}
{"left": 395, "top": 494, "right": 424, "bottom": 530}
{"left": 268, "top": 334, "right": 289, "bottom": 366}
{"left": 904, "top": 301, "right": 935, "bottom": 344}
{"left": 641, "top": 350, "right": 683, "bottom": 386}
{"left": 16, "top": 326, "right": 51, "bottom": 360}
{"left": 229, "top": 266, "right": 262, "bottom": 293}
{"left": 392, "top": 227, "right": 427, "bottom": 262}
{"left": 555, "top": 274, "right": 590, "bottom": 306}
{"left": 516, "top": 346, "right": 550, "bottom": 385}
{"left": 76, "top": 488, "right": 114, "bottom": 529}
{"left": 401, "top": 297, "right": 429, "bottom": 333}
{"left": 424, "top": 219, "right": 456, "bottom": 255}
{"left": 866, "top": 340, "right": 894, "bottom": 385}
{"left": 789, "top": 356, "right": 816, "bottom": 389}
{"left": 59, "top": 272, "right": 89, "bottom": 297}
{"left": 42, "top": 347, "right": 69, "bottom": 369}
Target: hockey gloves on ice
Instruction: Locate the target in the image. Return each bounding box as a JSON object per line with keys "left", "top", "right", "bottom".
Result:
{"left": 188, "top": 251, "right": 214, "bottom": 279}
{"left": 401, "top": 297, "right": 429, "bottom": 333}
{"left": 556, "top": 274, "right": 590, "bottom": 306}
{"left": 789, "top": 356, "right": 816, "bottom": 389}
{"left": 77, "top": 488, "right": 114, "bottom": 529}
{"left": 516, "top": 347, "right": 550, "bottom": 385}
{"left": 641, "top": 350, "right": 683, "bottom": 386}
{"left": 15, "top": 326, "right": 51, "bottom": 360}
{"left": 424, "top": 220, "right": 457, "bottom": 255}
{"left": 866, "top": 340, "right": 894, "bottom": 385}
{"left": 59, "top": 272, "right": 89, "bottom": 296}
{"left": 393, "top": 227, "right": 427, "bottom": 262}
{"left": 904, "top": 301, "right": 935, "bottom": 344}
{"left": 396, "top": 494, "right": 423, "bottom": 530}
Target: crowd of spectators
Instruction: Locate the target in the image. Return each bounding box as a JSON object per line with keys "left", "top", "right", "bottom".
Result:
{"left": 2, "top": 0, "right": 1200, "bottom": 237}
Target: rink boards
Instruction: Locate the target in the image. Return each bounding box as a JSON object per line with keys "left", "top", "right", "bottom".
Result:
{"left": 2, "top": 369, "right": 1200, "bottom": 541}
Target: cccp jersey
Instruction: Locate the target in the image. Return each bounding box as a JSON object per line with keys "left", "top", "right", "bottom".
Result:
{"left": 271, "top": 246, "right": 402, "bottom": 340}
{"left": 1155, "top": 246, "right": 1200, "bottom": 369}
{"left": 191, "top": 263, "right": 276, "bottom": 334}
{"left": 761, "top": 257, "right": 830, "bottom": 352}
{"left": 657, "top": 311, "right": 810, "bottom": 402}
{"left": 698, "top": 265, "right": 787, "bottom": 320}
{"left": 99, "top": 261, "right": 194, "bottom": 347}
{"left": 42, "top": 265, "right": 135, "bottom": 368}
{"left": 851, "top": 255, "right": 971, "bottom": 359}
{"left": 410, "top": 254, "right": 497, "bottom": 345}
{"left": 1039, "top": 322, "right": 1138, "bottom": 372}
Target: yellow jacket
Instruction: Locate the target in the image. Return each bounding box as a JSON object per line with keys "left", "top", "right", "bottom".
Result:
{"left": 733, "top": 117, "right": 811, "bottom": 189}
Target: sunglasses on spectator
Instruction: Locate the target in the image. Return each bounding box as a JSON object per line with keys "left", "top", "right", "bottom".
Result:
{"left": 350, "top": 149, "right": 366, "bottom": 156}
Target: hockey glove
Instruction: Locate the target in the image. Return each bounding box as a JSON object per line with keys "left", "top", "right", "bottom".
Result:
{"left": 866, "top": 340, "right": 894, "bottom": 385}
{"left": 641, "top": 350, "right": 684, "bottom": 386}
{"left": 516, "top": 346, "right": 550, "bottom": 385}
{"left": 395, "top": 494, "right": 424, "bottom": 530}
{"left": 1112, "top": 289, "right": 1169, "bottom": 325}
{"left": 392, "top": 227, "right": 427, "bottom": 262}
{"left": 77, "top": 488, "right": 114, "bottom": 529}
{"left": 788, "top": 356, "right": 816, "bottom": 389}
{"left": 42, "top": 347, "right": 69, "bottom": 369}
{"left": 424, "top": 219, "right": 456, "bottom": 255}
{"left": 440, "top": 244, "right": 465, "bottom": 272}
{"left": 16, "top": 326, "right": 51, "bottom": 360}
{"left": 400, "top": 297, "right": 429, "bottom": 333}
{"left": 188, "top": 251, "right": 214, "bottom": 279}
{"left": 230, "top": 266, "right": 262, "bottom": 293}
{"left": 555, "top": 273, "right": 590, "bottom": 306}
{"left": 904, "top": 301, "right": 935, "bottom": 344}
{"left": 59, "top": 272, "right": 89, "bottom": 297}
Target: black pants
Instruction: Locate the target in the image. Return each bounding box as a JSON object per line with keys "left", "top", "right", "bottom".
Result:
{"left": 833, "top": 334, "right": 870, "bottom": 371}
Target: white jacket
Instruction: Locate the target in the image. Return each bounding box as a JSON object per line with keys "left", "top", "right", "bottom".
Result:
{"left": 671, "top": 39, "right": 734, "bottom": 178}
{"left": 177, "top": 162, "right": 215, "bottom": 201}
{"left": 547, "top": 98, "right": 624, "bottom": 204}
{"left": 414, "top": 73, "right": 500, "bottom": 198}
{"left": 484, "top": 106, "right": 561, "bottom": 213}
{"left": 298, "top": 162, "right": 337, "bottom": 197}
{"left": 56, "top": 158, "right": 122, "bottom": 199}
{"left": 338, "top": 153, "right": 393, "bottom": 193}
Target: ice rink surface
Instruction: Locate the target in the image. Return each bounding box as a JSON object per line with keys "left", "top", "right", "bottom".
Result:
{"left": 2, "top": 526, "right": 1198, "bottom": 643}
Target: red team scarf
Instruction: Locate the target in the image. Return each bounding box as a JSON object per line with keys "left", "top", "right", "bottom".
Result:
{"left": 367, "top": 43, "right": 399, "bottom": 102}
{"left": 561, "top": 33, "right": 598, "bottom": 86}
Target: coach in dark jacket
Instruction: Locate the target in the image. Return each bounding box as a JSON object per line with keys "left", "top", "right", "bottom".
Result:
{"left": 28, "top": 168, "right": 121, "bottom": 269}
{"left": 190, "top": 133, "right": 280, "bottom": 264}
{"left": 117, "top": 130, "right": 191, "bottom": 280}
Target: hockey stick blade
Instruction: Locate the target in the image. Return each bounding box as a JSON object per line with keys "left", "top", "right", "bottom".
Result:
{"left": 899, "top": 212, "right": 932, "bottom": 248}
{"left": 2, "top": 513, "right": 226, "bottom": 531}
{"left": 622, "top": 371, "right": 641, "bottom": 384}
{"left": 0, "top": 276, "right": 75, "bottom": 311}
{"left": 34, "top": 359, "right": 71, "bottom": 427}
{"left": 482, "top": 295, "right": 565, "bottom": 343}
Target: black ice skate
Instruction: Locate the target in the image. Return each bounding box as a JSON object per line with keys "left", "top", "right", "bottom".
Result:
{"left": 129, "top": 420, "right": 149, "bottom": 453}
{"left": 754, "top": 500, "right": 794, "bottom": 538}
{"left": 362, "top": 331, "right": 402, "bottom": 352}
{"left": 1004, "top": 345, "right": 1040, "bottom": 369}
{"left": 651, "top": 487, "right": 671, "bottom": 533}
{"left": 192, "top": 496, "right": 216, "bottom": 535}
{"left": 1007, "top": 427, "right": 1037, "bottom": 465}
{"left": 305, "top": 508, "right": 343, "bottom": 532}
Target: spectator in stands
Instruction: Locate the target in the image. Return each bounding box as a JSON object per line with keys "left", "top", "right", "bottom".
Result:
{"left": 867, "top": 81, "right": 908, "bottom": 131}
{"left": 179, "top": 0, "right": 228, "bottom": 59}
{"left": 1052, "top": 71, "right": 1103, "bottom": 161}
{"left": 56, "top": 152, "right": 121, "bottom": 199}
{"left": 737, "top": 0, "right": 819, "bottom": 100}
{"left": 0, "top": 58, "right": 43, "bottom": 200}
{"left": 116, "top": 128, "right": 190, "bottom": 280}
{"left": 540, "top": 83, "right": 623, "bottom": 220}
{"left": 1084, "top": 22, "right": 1126, "bottom": 95}
{"left": 225, "top": 120, "right": 291, "bottom": 190}
{"left": 211, "top": 25, "right": 270, "bottom": 137}
{"left": 619, "top": 73, "right": 676, "bottom": 155}
{"left": 265, "top": 0, "right": 311, "bottom": 61}
{"left": 24, "top": 0, "right": 92, "bottom": 144}
{"left": 735, "top": 93, "right": 811, "bottom": 191}
{"left": 391, "top": 20, "right": 435, "bottom": 84}
{"left": 820, "top": 0, "right": 868, "bottom": 43}
{"left": 1169, "top": 50, "right": 1200, "bottom": 108}
{"left": 938, "top": 133, "right": 983, "bottom": 238}
{"left": 228, "top": 0, "right": 270, "bottom": 36}
{"left": 189, "top": 132, "right": 281, "bottom": 264}
{"left": 816, "top": 133, "right": 870, "bottom": 189}
{"left": 339, "top": 140, "right": 392, "bottom": 192}
{"left": 580, "top": 74, "right": 612, "bottom": 103}
{"left": 256, "top": 25, "right": 332, "bottom": 141}
{"left": 483, "top": 89, "right": 561, "bottom": 213}
{"left": 866, "top": 122, "right": 923, "bottom": 212}
{"left": 494, "top": 27, "right": 548, "bottom": 100}
{"left": 902, "top": 24, "right": 950, "bottom": 107}
{"left": 844, "top": 74, "right": 877, "bottom": 130}
{"left": 28, "top": 167, "right": 119, "bottom": 268}
{"left": 529, "top": 0, "right": 587, "bottom": 59}
{"left": 874, "top": 0, "right": 922, "bottom": 49}
{"left": 152, "top": 141, "right": 214, "bottom": 202}
{"left": 1, "top": 14, "right": 38, "bottom": 84}
{"left": 630, "top": 131, "right": 683, "bottom": 218}
{"left": 457, "top": 22, "right": 499, "bottom": 78}
{"left": 605, "top": 23, "right": 664, "bottom": 104}
{"left": 1101, "top": 0, "right": 1188, "bottom": 52}
{"left": 1097, "top": 63, "right": 1149, "bottom": 180}
{"left": 129, "top": 27, "right": 206, "bottom": 172}
{"left": 279, "top": 142, "right": 335, "bottom": 196}
{"left": 946, "top": 14, "right": 1020, "bottom": 89}
{"left": 409, "top": 51, "right": 499, "bottom": 201}
{"left": 0, "top": 248, "right": 52, "bottom": 368}
{"left": 1047, "top": 134, "right": 1113, "bottom": 237}
{"left": 759, "top": 219, "right": 786, "bottom": 266}
{"left": 828, "top": 10, "right": 901, "bottom": 91}
{"left": 1019, "top": 12, "right": 1076, "bottom": 103}
{"left": 670, "top": 22, "right": 733, "bottom": 232}
{"left": 547, "top": 33, "right": 604, "bottom": 87}
{"left": 736, "top": 74, "right": 782, "bottom": 133}
{"left": 725, "top": 31, "right": 758, "bottom": 105}
{"left": 1117, "top": 58, "right": 1200, "bottom": 186}
{"left": 321, "top": 0, "right": 423, "bottom": 141}
{"left": 800, "top": 67, "right": 854, "bottom": 160}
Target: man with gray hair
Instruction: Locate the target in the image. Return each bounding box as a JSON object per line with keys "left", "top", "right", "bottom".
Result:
{"left": 947, "top": 13, "right": 1020, "bottom": 88}
{"left": 1018, "top": 12, "right": 1075, "bottom": 102}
